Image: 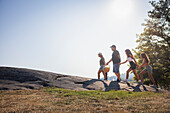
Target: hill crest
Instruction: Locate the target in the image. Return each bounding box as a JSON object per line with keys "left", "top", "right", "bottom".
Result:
{"left": 0, "top": 67, "right": 167, "bottom": 92}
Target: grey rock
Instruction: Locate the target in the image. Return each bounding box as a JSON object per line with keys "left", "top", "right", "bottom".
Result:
{"left": 0, "top": 67, "right": 167, "bottom": 92}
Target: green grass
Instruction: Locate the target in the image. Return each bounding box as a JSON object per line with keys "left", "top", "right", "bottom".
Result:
{"left": 44, "top": 87, "right": 162, "bottom": 100}
{"left": 0, "top": 88, "right": 169, "bottom": 113}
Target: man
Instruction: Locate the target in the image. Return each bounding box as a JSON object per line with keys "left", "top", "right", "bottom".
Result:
{"left": 106, "top": 45, "right": 121, "bottom": 82}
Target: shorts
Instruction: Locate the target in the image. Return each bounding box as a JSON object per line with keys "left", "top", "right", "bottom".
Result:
{"left": 143, "top": 65, "right": 152, "bottom": 73}
{"left": 113, "top": 64, "right": 120, "bottom": 73}
{"left": 99, "top": 65, "right": 105, "bottom": 71}
{"left": 130, "top": 61, "right": 136, "bottom": 70}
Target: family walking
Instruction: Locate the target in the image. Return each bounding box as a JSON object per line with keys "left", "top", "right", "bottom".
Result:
{"left": 98, "top": 45, "right": 156, "bottom": 87}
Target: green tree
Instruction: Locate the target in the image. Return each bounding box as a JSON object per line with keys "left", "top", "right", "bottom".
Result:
{"left": 133, "top": 0, "right": 170, "bottom": 90}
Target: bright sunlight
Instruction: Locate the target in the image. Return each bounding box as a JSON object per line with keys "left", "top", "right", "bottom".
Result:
{"left": 111, "top": 0, "right": 134, "bottom": 19}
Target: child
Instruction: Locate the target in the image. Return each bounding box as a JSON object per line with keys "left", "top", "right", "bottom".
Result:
{"left": 138, "top": 53, "right": 156, "bottom": 87}
{"left": 98, "top": 53, "right": 107, "bottom": 80}
{"left": 119, "top": 49, "right": 141, "bottom": 83}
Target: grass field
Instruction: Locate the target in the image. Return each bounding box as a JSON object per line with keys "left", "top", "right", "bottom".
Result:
{"left": 0, "top": 88, "right": 170, "bottom": 113}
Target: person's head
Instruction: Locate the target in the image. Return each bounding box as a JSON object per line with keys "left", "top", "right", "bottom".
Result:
{"left": 141, "top": 53, "right": 150, "bottom": 63}
{"left": 110, "top": 45, "right": 116, "bottom": 51}
{"left": 125, "top": 49, "right": 132, "bottom": 57}
{"left": 98, "top": 52, "right": 103, "bottom": 58}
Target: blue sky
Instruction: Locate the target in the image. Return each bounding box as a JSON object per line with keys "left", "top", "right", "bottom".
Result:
{"left": 0, "top": 0, "right": 153, "bottom": 79}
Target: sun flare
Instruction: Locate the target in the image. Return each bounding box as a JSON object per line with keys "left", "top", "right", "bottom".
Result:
{"left": 111, "top": 0, "right": 134, "bottom": 19}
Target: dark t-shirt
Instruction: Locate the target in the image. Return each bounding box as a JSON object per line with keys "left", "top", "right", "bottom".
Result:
{"left": 100, "top": 57, "right": 105, "bottom": 66}
{"left": 112, "top": 50, "right": 121, "bottom": 64}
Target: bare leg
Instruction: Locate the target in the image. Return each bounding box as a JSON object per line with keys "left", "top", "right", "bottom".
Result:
{"left": 115, "top": 72, "right": 121, "bottom": 80}
{"left": 98, "top": 70, "right": 102, "bottom": 80}
{"left": 105, "top": 72, "right": 108, "bottom": 80}
{"left": 102, "top": 71, "right": 107, "bottom": 80}
{"left": 140, "top": 70, "right": 146, "bottom": 83}
{"left": 133, "top": 69, "right": 140, "bottom": 81}
{"left": 148, "top": 73, "right": 156, "bottom": 86}
{"left": 117, "top": 73, "right": 121, "bottom": 80}
{"left": 126, "top": 68, "right": 132, "bottom": 80}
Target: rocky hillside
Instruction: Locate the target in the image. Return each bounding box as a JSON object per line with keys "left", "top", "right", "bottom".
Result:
{"left": 0, "top": 67, "right": 166, "bottom": 92}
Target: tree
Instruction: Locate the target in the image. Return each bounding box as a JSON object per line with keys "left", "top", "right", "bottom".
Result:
{"left": 133, "top": 0, "right": 170, "bottom": 90}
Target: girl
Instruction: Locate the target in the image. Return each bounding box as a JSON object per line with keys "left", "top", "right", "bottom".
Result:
{"left": 119, "top": 49, "right": 141, "bottom": 83}
{"left": 98, "top": 53, "right": 107, "bottom": 80}
{"left": 138, "top": 53, "right": 156, "bottom": 87}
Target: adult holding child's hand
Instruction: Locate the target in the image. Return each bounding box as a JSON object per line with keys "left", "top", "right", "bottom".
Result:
{"left": 106, "top": 45, "right": 121, "bottom": 82}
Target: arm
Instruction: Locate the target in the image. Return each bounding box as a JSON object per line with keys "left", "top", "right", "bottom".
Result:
{"left": 139, "top": 59, "right": 146, "bottom": 68}
{"left": 134, "top": 58, "right": 139, "bottom": 68}
{"left": 106, "top": 58, "right": 112, "bottom": 65}
{"left": 118, "top": 54, "right": 120, "bottom": 59}
{"left": 133, "top": 58, "right": 137, "bottom": 64}
{"left": 103, "top": 59, "right": 106, "bottom": 65}
{"left": 117, "top": 51, "right": 121, "bottom": 61}
{"left": 131, "top": 55, "right": 137, "bottom": 65}
{"left": 119, "top": 60, "right": 128, "bottom": 65}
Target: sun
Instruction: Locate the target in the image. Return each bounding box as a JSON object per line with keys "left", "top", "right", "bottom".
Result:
{"left": 111, "top": 0, "right": 134, "bottom": 19}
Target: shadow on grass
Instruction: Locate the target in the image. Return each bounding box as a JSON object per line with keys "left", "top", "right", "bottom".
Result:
{"left": 76, "top": 79, "right": 120, "bottom": 91}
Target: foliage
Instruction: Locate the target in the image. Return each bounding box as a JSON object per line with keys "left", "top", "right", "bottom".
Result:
{"left": 133, "top": 0, "right": 170, "bottom": 90}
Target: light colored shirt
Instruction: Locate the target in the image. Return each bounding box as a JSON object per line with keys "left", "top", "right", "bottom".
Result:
{"left": 127, "top": 57, "right": 133, "bottom": 62}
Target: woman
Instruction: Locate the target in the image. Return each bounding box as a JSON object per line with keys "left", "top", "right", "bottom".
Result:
{"left": 138, "top": 53, "right": 156, "bottom": 87}
{"left": 119, "top": 49, "right": 141, "bottom": 83}
{"left": 98, "top": 53, "right": 107, "bottom": 80}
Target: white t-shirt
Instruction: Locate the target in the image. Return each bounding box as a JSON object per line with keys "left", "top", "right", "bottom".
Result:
{"left": 127, "top": 57, "right": 133, "bottom": 62}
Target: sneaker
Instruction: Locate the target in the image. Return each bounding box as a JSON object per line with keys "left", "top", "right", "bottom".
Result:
{"left": 138, "top": 80, "right": 141, "bottom": 82}
{"left": 116, "top": 78, "right": 119, "bottom": 82}
{"left": 117, "top": 79, "right": 121, "bottom": 82}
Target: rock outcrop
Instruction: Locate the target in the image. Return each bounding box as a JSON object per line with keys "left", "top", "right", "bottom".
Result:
{"left": 0, "top": 67, "right": 166, "bottom": 92}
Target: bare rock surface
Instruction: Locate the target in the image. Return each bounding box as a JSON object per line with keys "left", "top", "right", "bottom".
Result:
{"left": 0, "top": 67, "right": 167, "bottom": 92}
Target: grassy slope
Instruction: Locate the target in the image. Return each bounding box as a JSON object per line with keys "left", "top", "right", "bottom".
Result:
{"left": 0, "top": 88, "right": 169, "bottom": 113}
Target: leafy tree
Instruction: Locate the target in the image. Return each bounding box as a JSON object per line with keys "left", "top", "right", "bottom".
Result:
{"left": 133, "top": 0, "right": 170, "bottom": 90}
